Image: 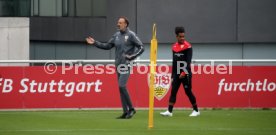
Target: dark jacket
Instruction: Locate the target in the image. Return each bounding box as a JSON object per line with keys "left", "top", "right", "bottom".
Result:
{"left": 171, "top": 41, "right": 192, "bottom": 79}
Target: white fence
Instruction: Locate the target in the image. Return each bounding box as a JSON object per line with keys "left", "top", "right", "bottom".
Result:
{"left": 0, "top": 59, "right": 276, "bottom": 63}
{"left": 0, "top": 59, "right": 276, "bottom": 66}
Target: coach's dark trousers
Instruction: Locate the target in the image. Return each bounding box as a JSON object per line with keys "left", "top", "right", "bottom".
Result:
{"left": 116, "top": 68, "right": 133, "bottom": 113}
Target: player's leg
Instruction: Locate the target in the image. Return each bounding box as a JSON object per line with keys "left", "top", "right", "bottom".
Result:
{"left": 160, "top": 78, "right": 181, "bottom": 116}
{"left": 182, "top": 75, "right": 200, "bottom": 116}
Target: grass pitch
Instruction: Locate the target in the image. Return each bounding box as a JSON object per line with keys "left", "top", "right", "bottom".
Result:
{"left": 0, "top": 109, "right": 275, "bottom": 135}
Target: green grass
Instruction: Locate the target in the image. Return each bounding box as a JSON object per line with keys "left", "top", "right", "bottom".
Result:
{"left": 0, "top": 110, "right": 276, "bottom": 135}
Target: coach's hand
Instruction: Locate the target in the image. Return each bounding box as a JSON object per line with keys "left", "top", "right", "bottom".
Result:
{"left": 125, "top": 54, "right": 133, "bottom": 60}
{"left": 86, "top": 37, "right": 95, "bottom": 45}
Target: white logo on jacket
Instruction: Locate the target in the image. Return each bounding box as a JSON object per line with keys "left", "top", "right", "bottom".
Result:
{"left": 175, "top": 53, "right": 184, "bottom": 57}
{"left": 125, "top": 36, "right": 129, "bottom": 42}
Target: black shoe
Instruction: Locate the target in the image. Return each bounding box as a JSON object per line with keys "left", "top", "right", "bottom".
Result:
{"left": 116, "top": 113, "right": 127, "bottom": 119}
{"left": 125, "top": 109, "right": 136, "bottom": 119}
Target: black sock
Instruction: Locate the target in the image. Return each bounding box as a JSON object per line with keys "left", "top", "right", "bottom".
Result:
{"left": 168, "top": 105, "right": 174, "bottom": 113}
{"left": 193, "top": 104, "right": 198, "bottom": 112}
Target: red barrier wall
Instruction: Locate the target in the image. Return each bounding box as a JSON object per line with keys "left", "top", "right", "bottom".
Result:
{"left": 0, "top": 66, "right": 275, "bottom": 109}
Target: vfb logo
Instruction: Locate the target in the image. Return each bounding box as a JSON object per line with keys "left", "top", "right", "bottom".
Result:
{"left": 148, "top": 73, "right": 171, "bottom": 100}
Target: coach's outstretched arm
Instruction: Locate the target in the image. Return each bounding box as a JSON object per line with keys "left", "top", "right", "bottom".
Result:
{"left": 86, "top": 35, "right": 115, "bottom": 50}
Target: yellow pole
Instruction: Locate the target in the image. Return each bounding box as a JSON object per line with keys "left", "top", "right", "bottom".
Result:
{"left": 148, "top": 24, "right": 158, "bottom": 129}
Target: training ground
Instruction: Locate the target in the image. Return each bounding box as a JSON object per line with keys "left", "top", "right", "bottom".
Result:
{"left": 0, "top": 109, "right": 275, "bottom": 135}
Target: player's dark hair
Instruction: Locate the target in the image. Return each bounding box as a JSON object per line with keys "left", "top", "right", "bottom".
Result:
{"left": 175, "top": 26, "right": 185, "bottom": 35}
{"left": 119, "top": 16, "right": 129, "bottom": 27}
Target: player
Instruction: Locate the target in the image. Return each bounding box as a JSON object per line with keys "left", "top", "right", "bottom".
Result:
{"left": 160, "top": 26, "right": 200, "bottom": 117}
